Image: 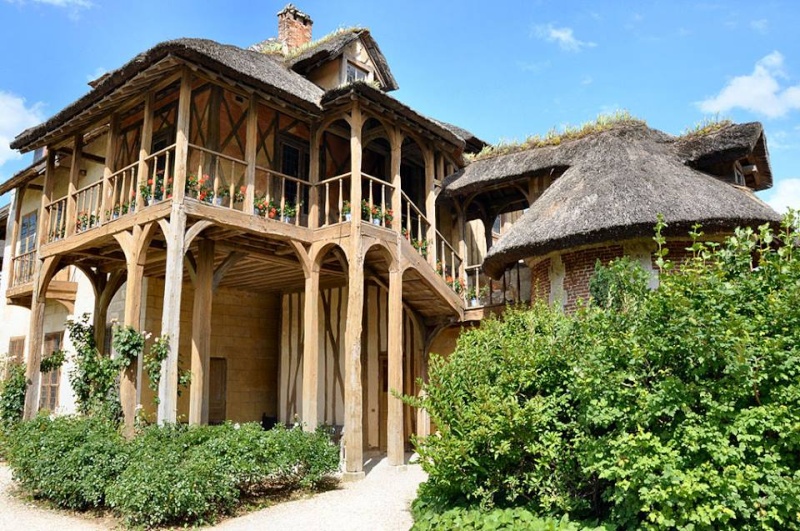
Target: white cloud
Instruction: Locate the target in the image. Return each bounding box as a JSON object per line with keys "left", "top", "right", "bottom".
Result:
{"left": 765, "top": 178, "right": 800, "bottom": 213}
{"left": 698, "top": 51, "right": 800, "bottom": 118}
{"left": 517, "top": 60, "right": 551, "bottom": 73}
{"left": 0, "top": 91, "right": 45, "bottom": 169}
{"left": 750, "top": 18, "right": 768, "bottom": 34}
{"left": 534, "top": 24, "right": 596, "bottom": 52}
{"left": 581, "top": 75, "right": 594, "bottom": 86}
{"left": 6, "top": 0, "right": 92, "bottom": 7}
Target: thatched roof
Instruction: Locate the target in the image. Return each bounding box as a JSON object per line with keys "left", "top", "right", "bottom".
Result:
{"left": 482, "top": 122, "right": 781, "bottom": 278}
{"left": 429, "top": 119, "right": 487, "bottom": 154}
{"left": 286, "top": 29, "right": 399, "bottom": 91}
{"left": 322, "top": 81, "right": 466, "bottom": 149}
{"left": 11, "top": 38, "right": 326, "bottom": 152}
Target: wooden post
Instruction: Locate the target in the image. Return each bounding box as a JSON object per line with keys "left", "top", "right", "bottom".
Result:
{"left": 137, "top": 92, "right": 154, "bottom": 211}
{"left": 456, "top": 207, "right": 467, "bottom": 277}
{"left": 189, "top": 239, "right": 214, "bottom": 425}
{"left": 101, "top": 115, "right": 119, "bottom": 224}
{"left": 23, "top": 150, "right": 56, "bottom": 419}
{"left": 172, "top": 68, "right": 192, "bottom": 204}
{"left": 387, "top": 268, "right": 404, "bottom": 466}
{"left": 92, "top": 273, "right": 109, "bottom": 354}
{"left": 390, "top": 128, "right": 403, "bottom": 235}
{"left": 121, "top": 255, "right": 145, "bottom": 435}
{"left": 484, "top": 212, "right": 496, "bottom": 253}
{"left": 7, "top": 186, "right": 26, "bottom": 288}
{"left": 157, "top": 205, "right": 187, "bottom": 423}
{"left": 301, "top": 265, "right": 319, "bottom": 429}
{"left": 244, "top": 95, "right": 258, "bottom": 214}
{"left": 343, "top": 102, "right": 365, "bottom": 479}
{"left": 424, "top": 148, "right": 436, "bottom": 265}
{"left": 66, "top": 133, "right": 82, "bottom": 237}
{"left": 308, "top": 124, "right": 320, "bottom": 229}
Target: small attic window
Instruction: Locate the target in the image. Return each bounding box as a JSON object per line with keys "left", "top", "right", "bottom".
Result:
{"left": 346, "top": 62, "right": 369, "bottom": 83}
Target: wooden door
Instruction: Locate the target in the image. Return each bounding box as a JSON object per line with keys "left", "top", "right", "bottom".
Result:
{"left": 209, "top": 357, "right": 227, "bottom": 424}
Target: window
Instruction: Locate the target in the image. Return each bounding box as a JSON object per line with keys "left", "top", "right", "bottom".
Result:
{"left": 346, "top": 62, "right": 369, "bottom": 83}
{"left": 18, "top": 211, "right": 37, "bottom": 255}
{"left": 279, "top": 140, "right": 310, "bottom": 213}
{"left": 39, "top": 332, "right": 64, "bottom": 412}
{"left": 8, "top": 337, "right": 25, "bottom": 365}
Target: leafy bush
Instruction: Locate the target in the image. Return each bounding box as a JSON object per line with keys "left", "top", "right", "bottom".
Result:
{"left": 412, "top": 213, "right": 800, "bottom": 530}
{"left": 5, "top": 416, "right": 339, "bottom": 527}
{"left": 5, "top": 415, "right": 127, "bottom": 509}
{"left": 0, "top": 363, "right": 27, "bottom": 429}
{"left": 412, "top": 504, "right": 606, "bottom": 531}
{"left": 106, "top": 422, "right": 339, "bottom": 527}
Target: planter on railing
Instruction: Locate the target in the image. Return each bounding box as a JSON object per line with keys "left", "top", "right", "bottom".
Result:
{"left": 464, "top": 261, "right": 527, "bottom": 308}
{"left": 317, "top": 172, "right": 351, "bottom": 227}
{"left": 74, "top": 181, "right": 103, "bottom": 233}
{"left": 140, "top": 145, "right": 177, "bottom": 206}
{"left": 11, "top": 251, "right": 36, "bottom": 287}
{"left": 186, "top": 144, "right": 248, "bottom": 212}
{"left": 107, "top": 161, "right": 138, "bottom": 221}
{"left": 400, "top": 190, "right": 431, "bottom": 260}
{"left": 252, "top": 166, "right": 309, "bottom": 227}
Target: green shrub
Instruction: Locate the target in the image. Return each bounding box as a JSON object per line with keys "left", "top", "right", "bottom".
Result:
{"left": 0, "top": 363, "right": 27, "bottom": 429}
{"left": 412, "top": 504, "right": 608, "bottom": 531}
{"left": 5, "top": 415, "right": 126, "bottom": 509}
{"left": 106, "top": 422, "right": 339, "bottom": 527}
{"left": 412, "top": 213, "right": 800, "bottom": 530}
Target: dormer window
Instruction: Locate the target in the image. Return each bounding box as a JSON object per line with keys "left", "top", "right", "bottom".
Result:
{"left": 346, "top": 62, "right": 369, "bottom": 83}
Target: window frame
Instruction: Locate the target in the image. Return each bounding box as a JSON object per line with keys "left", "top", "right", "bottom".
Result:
{"left": 39, "top": 331, "right": 64, "bottom": 412}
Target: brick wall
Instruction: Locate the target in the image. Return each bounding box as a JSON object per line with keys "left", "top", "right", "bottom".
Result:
{"left": 530, "top": 258, "right": 550, "bottom": 302}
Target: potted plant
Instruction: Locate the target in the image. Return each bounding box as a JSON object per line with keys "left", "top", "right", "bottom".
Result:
{"left": 412, "top": 238, "right": 429, "bottom": 258}
{"left": 140, "top": 170, "right": 167, "bottom": 205}
{"left": 466, "top": 285, "right": 488, "bottom": 307}
{"left": 383, "top": 208, "right": 393, "bottom": 228}
{"left": 343, "top": 200, "right": 352, "bottom": 221}
{"left": 371, "top": 204, "right": 382, "bottom": 225}
{"left": 447, "top": 276, "right": 465, "bottom": 295}
{"left": 281, "top": 201, "right": 300, "bottom": 223}
{"left": 213, "top": 187, "right": 229, "bottom": 206}
{"left": 234, "top": 185, "right": 246, "bottom": 204}
{"left": 360, "top": 199, "right": 371, "bottom": 221}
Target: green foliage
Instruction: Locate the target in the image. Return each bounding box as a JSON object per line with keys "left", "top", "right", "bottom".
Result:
{"left": 111, "top": 324, "right": 145, "bottom": 365}
{"left": 0, "top": 363, "right": 27, "bottom": 429}
{"left": 412, "top": 211, "right": 800, "bottom": 530}
{"left": 143, "top": 334, "right": 169, "bottom": 404}
{"left": 39, "top": 349, "right": 65, "bottom": 373}
{"left": 5, "top": 418, "right": 340, "bottom": 527}
{"left": 679, "top": 114, "right": 732, "bottom": 138}
{"left": 5, "top": 415, "right": 127, "bottom": 509}
{"left": 66, "top": 314, "right": 125, "bottom": 418}
{"left": 411, "top": 504, "right": 608, "bottom": 531}
{"left": 106, "top": 423, "right": 339, "bottom": 527}
{"left": 588, "top": 256, "right": 650, "bottom": 311}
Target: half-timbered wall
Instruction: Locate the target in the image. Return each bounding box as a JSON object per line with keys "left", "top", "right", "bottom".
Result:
{"left": 279, "top": 283, "right": 424, "bottom": 446}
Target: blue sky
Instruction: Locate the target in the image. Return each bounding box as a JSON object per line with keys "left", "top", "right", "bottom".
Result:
{"left": 1, "top": 0, "right": 799, "bottom": 211}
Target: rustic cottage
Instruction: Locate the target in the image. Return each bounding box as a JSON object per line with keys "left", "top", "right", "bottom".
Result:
{"left": 0, "top": 5, "right": 780, "bottom": 480}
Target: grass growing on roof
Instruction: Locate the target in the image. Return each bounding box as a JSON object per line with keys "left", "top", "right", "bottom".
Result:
{"left": 678, "top": 114, "right": 733, "bottom": 139}
{"left": 467, "top": 110, "right": 645, "bottom": 162}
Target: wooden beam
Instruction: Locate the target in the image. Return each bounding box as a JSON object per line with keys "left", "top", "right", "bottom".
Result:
{"left": 211, "top": 251, "right": 245, "bottom": 291}
{"left": 189, "top": 238, "right": 214, "bottom": 425}
{"left": 172, "top": 68, "right": 192, "bottom": 203}
{"left": 101, "top": 115, "right": 119, "bottom": 224}
{"left": 387, "top": 268, "right": 404, "bottom": 466}
{"left": 137, "top": 92, "right": 154, "bottom": 213}
{"left": 157, "top": 205, "right": 187, "bottom": 423}
{"left": 66, "top": 134, "right": 83, "bottom": 237}
{"left": 301, "top": 266, "right": 320, "bottom": 430}
{"left": 244, "top": 94, "right": 258, "bottom": 214}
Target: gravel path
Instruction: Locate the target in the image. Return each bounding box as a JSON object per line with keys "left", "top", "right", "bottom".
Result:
{"left": 0, "top": 455, "right": 426, "bottom": 531}
{"left": 0, "top": 464, "right": 110, "bottom": 530}
{"left": 211, "top": 454, "right": 426, "bottom": 531}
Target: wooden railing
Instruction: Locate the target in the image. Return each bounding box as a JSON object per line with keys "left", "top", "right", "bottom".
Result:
{"left": 253, "top": 166, "right": 310, "bottom": 227}
{"left": 400, "top": 191, "right": 431, "bottom": 260}
{"left": 187, "top": 144, "right": 247, "bottom": 210}
{"left": 106, "top": 161, "right": 139, "bottom": 220}
{"left": 464, "top": 261, "right": 526, "bottom": 308}
{"left": 74, "top": 181, "right": 103, "bottom": 233}
{"left": 361, "top": 173, "right": 395, "bottom": 228}
{"left": 317, "top": 172, "right": 351, "bottom": 227}
{"left": 45, "top": 197, "right": 68, "bottom": 243}
{"left": 142, "top": 144, "right": 177, "bottom": 205}
{"left": 11, "top": 250, "right": 36, "bottom": 287}
{"left": 435, "top": 230, "right": 464, "bottom": 294}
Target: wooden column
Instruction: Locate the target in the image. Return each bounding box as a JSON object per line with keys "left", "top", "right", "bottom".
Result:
{"left": 244, "top": 95, "right": 258, "bottom": 214}
{"left": 171, "top": 68, "right": 192, "bottom": 203}
{"left": 301, "top": 265, "right": 320, "bottom": 429}
{"left": 157, "top": 206, "right": 187, "bottom": 423}
{"left": 101, "top": 115, "right": 119, "bottom": 224}
{"left": 387, "top": 268, "right": 404, "bottom": 466}
{"left": 456, "top": 207, "right": 467, "bottom": 277}
{"left": 7, "top": 186, "right": 26, "bottom": 287}
{"left": 189, "top": 239, "right": 214, "bottom": 425}
{"left": 92, "top": 273, "right": 109, "bottom": 353}
{"left": 343, "top": 102, "right": 365, "bottom": 478}
{"left": 484, "top": 212, "right": 496, "bottom": 253}
{"left": 390, "top": 128, "right": 403, "bottom": 235}
{"left": 308, "top": 125, "right": 321, "bottom": 229}
{"left": 121, "top": 254, "right": 145, "bottom": 434}
{"left": 424, "top": 149, "right": 436, "bottom": 265}
{"left": 66, "top": 134, "right": 82, "bottom": 237}
{"left": 136, "top": 92, "right": 154, "bottom": 211}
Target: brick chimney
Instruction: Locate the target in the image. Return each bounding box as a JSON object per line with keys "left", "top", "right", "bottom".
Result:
{"left": 277, "top": 4, "right": 313, "bottom": 50}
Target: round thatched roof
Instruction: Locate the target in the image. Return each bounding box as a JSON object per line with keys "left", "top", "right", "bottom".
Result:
{"left": 483, "top": 122, "right": 781, "bottom": 279}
